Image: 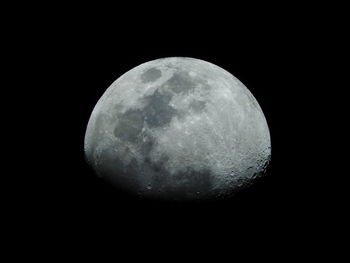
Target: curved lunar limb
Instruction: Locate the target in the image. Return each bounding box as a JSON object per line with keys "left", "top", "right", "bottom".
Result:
{"left": 85, "top": 57, "right": 271, "bottom": 201}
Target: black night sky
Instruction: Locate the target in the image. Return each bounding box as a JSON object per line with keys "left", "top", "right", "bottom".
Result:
{"left": 53, "top": 31, "right": 313, "bottom": 228}
{"left": 11, "top": 3, "right": 341, "bottom": 257}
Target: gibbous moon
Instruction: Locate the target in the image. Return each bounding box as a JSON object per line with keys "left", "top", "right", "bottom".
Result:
{"left": 84, "top": 57, "right": 271, "bottom": 201}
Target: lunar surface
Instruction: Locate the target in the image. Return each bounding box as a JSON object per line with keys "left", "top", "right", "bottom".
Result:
{"left": 84, "top": 57, "right": 271, "bottom": 201}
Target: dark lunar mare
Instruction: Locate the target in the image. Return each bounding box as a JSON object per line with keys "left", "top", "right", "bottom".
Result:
{"left": 140, "top": 68, "right": 162, "bottom": 83}
{"left": 85, "top": 58, "right": 271, "bottom": 202}
{"left": 167, "top": 71, "right": 197, "bottom": 94}
{"left": 141, "top": 89, "right": 177, "bottom": 128}
{"left": 113, "top": 109, "right": 144, "bottom": 143}
{"left": 109, "top": 68, "right": 219, "bottom": 200}
{"left": 113, "top": 89, "right": 177, "bottom": 144}
{"left": 113, "top": 68, "right": 211, "bottom": 143}
{"left": 188, "top": 99, "right": 207, "bottom": 113}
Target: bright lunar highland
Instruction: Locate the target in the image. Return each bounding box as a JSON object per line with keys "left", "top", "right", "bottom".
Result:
{"left": 84, "top": 57, "right": 271, "bottom": 201}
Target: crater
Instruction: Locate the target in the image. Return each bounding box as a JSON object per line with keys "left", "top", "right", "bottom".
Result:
{"left": 141, "top": 67, "right": 162, "bottom": 83}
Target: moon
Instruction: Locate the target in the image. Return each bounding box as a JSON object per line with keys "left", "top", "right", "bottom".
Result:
{"left": 84, "top": 57, "right": 271, "bottom": 201}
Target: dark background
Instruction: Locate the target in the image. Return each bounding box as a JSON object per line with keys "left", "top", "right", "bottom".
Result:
{"left": 55, "top": 28, "right": 312, "bottom": 229}
{"left": 10, "top": 2, "right": 342, "bottom": 257}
